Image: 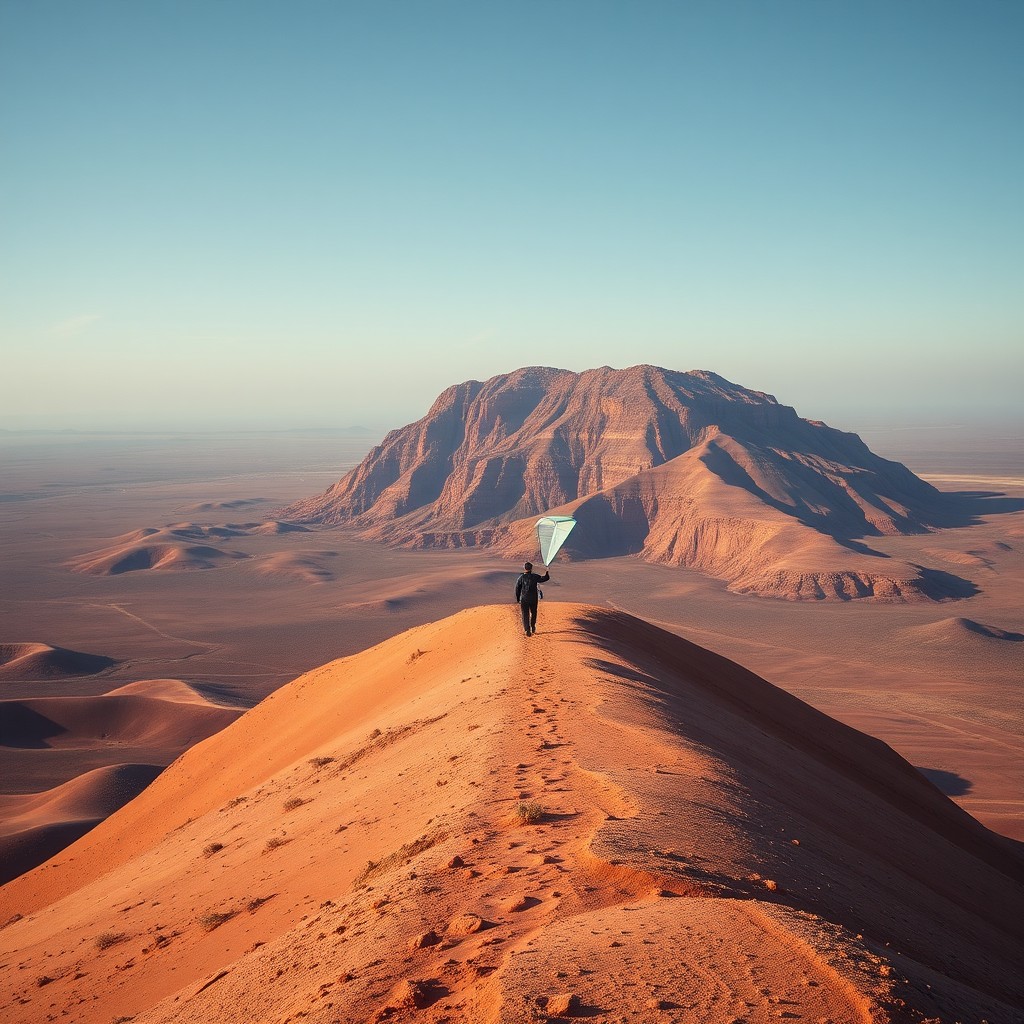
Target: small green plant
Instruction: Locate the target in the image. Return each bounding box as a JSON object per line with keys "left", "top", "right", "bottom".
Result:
{"left": 198, "top": 910, "right": 234, "bottom": 932}
{"left": 514, "top": 801, "right": 545, "bottom": 825}
{"left": 202, "top": 842, "right": 224, "bottom": 858}
{"left": 95, "top": 931, "right": 127, "bottom": 950}
{"left": 283, "top": 797, "right": 306, "bottom": 811}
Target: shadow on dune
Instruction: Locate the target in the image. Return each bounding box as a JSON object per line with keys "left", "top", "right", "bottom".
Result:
{"left": 917, "top": 768, "right": 973, "bottom": 797}
{"left": 570, "top": 606, "right": 1024, "bottom": 1007}
{"left": 0, "top": 704, "right": 65, "bottom": 748}
{"left": 911, "top": 566, "right": 981, "bottom": 600}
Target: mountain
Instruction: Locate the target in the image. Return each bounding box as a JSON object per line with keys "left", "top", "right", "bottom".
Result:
{"left": 1, "top": 605, "right": 1019, "bottom": 1023}
{"left": 283, "top": 365, "right": 956, "bottom": 600}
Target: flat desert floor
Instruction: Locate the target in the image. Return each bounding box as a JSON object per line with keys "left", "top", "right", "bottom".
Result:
{"left": 1, "top": 423, "right": 1021, "bottom": 862}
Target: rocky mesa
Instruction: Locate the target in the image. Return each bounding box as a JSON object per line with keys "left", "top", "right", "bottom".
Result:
{"left": 283, "top": 365, "right": 958, "bottom": 600}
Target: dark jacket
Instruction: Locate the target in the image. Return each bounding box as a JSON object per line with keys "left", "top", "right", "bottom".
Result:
{"left": 515, "top": 570, "right": 549, "bottom": 604}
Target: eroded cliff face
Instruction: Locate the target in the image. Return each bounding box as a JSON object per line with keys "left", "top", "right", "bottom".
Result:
{"left": 283, "top": 364, "right": 952, "bottom": 600}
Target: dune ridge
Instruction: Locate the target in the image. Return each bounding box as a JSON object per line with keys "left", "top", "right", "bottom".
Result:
{"left": 281, "top": 365, "right": 962, "bottom": 601}
{"left": 1, "top": 604, "right": 1020, "bottom": 1023}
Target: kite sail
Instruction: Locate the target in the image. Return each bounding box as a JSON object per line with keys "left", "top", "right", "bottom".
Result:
{"left": 536, "top": 515, "right": 576, "bottom": 566}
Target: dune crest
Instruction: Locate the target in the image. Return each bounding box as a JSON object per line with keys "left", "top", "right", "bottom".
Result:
{"left": 282, "top": 365, "right": 962, "bottom": 601}
{"left": 1, "top": 604, "right": 1019, "bottom": 1023}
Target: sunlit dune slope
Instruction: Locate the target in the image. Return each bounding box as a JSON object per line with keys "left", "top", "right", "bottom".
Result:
{"left": 1, "top": 605, "right": 1021, "bottom": 1024}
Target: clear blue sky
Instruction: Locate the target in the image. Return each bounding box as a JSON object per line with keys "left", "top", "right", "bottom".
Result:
{"left": 1, "top": 0, "right": 1021, "bottom": 431}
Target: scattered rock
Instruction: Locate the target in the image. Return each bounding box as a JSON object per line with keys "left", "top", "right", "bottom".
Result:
{"left": 545, "top": 991, "right": 581, "bottom": 1016}
{"left": 388, "top": 978, "right": 432, "bottom": 1009}
{"left": 446, "top": 913, "right": 486, "bottom": 936}
{"left": 505, "top": 894, "right": 535, "bottom": 912}
{"left": 408, "top": 930, "right": 441, "bottom": 950}
{"left": 447, "top": 855, "right": 465, "bottom": 868}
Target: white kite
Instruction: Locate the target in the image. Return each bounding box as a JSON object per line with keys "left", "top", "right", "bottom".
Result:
{"left": 535, "top": 515, "right": 577, "bottom": 566}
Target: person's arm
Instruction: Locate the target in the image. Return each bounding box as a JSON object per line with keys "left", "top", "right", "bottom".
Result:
{"left": 540, "top": 571, "right": 550, "bottom": 583}
{"left": 515, "top": 577, "right": 522, "bottom": 601}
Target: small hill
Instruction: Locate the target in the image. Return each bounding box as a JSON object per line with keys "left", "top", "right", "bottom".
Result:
{"left": 0, "top": 764, "right": 162, "bottom": 886}
{"left": 0, "top": 680, "right": 243, "bottom": 882}
{"left": 0, "top": 605, "right": 1019, "bottom": 1023}
{"left": 0, "top": 643, "right": 115, "bottom": 681}
{"left": 282, "top": 365, "right": 958, "bottom": 601}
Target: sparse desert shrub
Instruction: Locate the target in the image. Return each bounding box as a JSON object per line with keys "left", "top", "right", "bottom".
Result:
{"left": 247, "top": 896, "right": 272, "bottom": 913}
{"left": 368, "top": 728, "right": 382, "bottom": 740}
{"left": 198, "top": 910, "right": 234, "bottom": 932}
{"left": 95, "top": 931, "right": 127, "bottom": 950}
{"left": 225, "top": 796, "right": 247, "bottom": 809}
{"left": 514, "top": 801, "right": 545, "bottom": 825}
{"left": 202, "top": 842, "right": 224, "bottom": 858}
{"left": 36, "top": 975, "right": 55, "bottom": 987}
{"left": 263, "top": 836, "right": 288, "bottom": 853}
{"left": 283, "top": 796, "right": 306, "bottom": 811}
{"left": 309, "top": 756, "right": 334, "bottom": 768}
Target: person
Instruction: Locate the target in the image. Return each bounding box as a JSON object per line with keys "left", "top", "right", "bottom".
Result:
{"left": 515, "top": 561, "right": 550, "bottom": 637}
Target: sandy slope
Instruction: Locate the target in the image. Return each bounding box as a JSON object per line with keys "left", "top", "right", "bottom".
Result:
{"left": 0, "top": 605, "right": 1020, "bottom": 1024}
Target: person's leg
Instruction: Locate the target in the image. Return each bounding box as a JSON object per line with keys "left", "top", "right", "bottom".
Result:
{"left": 520, "top": 601, "right": 531, "bottom": 635}
{"left": 529, "top": 602, "right": 538, "bottom": 633}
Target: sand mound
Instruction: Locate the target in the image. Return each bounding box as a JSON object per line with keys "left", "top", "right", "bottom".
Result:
{"left": 0, "top": 691, "right": 240, "bottom": 749}
{"left": 256, "top": 551, "right": 335, "bottom": 582}
{"left": 103, "top": 678, "right": 242, "bottom": 706}
{"left": 250, "top": 520, "right": 311, "bottom": 535}
{"left": 68, "top": 541, "right": 246, "bottom": 576}
{"left": 0, "top": 643, "right": 115, "bottom": 681}
{"left": 904, "top": 616, "right": 1024, "bottom": 647}
{"left": 0, "top": 604, "right": 1019, "bottom": 1024}
{"left": 183, "top": 499, "right": 265, "bottom": 513}
{"left": 0, "top": 764, "right": 163, "bottom": 887}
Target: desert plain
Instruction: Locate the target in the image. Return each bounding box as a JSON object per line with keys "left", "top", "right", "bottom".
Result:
{"left": 0, "top": 421, "right": 1022, "bottom": 1023}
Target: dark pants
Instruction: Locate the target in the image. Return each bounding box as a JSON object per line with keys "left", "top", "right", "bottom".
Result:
{"left": 520, "top": 600, "right": 538, "bottom": 635}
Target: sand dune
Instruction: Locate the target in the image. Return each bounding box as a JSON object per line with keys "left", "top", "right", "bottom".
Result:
{"left": 0, "top": 764, "right": 163, "bottom": 888}
{"left": 0, "top": 643, "right": 115, "bottom": 682}
{"left": 903, "top": 616, "right": 1024, "bottom": 648}
{"left": 68, "top": 519, "right": 316, "bottom": 576}
{"left": 68, "top": 539, "right": 247, "bottom": 575}
{"left": 1, "top": 605, "right": 1019, "bottom": 1023}
{"left": 0, "top": 689, "right": 240, "bottom": 749}
{"left": 250, "top": 520, "right": 311, "bottom": 535}
{"left": 0, "top": 680, "right": 242, "bottom": 882}
{"left": 256, "top": 551, "right": 336, "bottom": 582}
{"left": 183, "top": 499, "right": 266, "bottom": 513}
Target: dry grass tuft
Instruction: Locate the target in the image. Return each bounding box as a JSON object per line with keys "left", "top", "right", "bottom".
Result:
{"left": 514, "top": 801, "right": 545, "bottom": 825}
{"left": 198, "top": 910, "right": 235, "bottom": 932}
{"left": 283, "top": 797, "right": 306, "bottom": 811}
{"left": 95, "top": 931, "right": 127, "bottom": 950}
{"left": 202, "top": 842, "right": 224, "bottom": 858}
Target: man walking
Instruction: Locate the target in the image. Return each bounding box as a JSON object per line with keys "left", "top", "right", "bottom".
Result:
{"left": 515, "top": 561, "right": 550, "bottom": 637}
